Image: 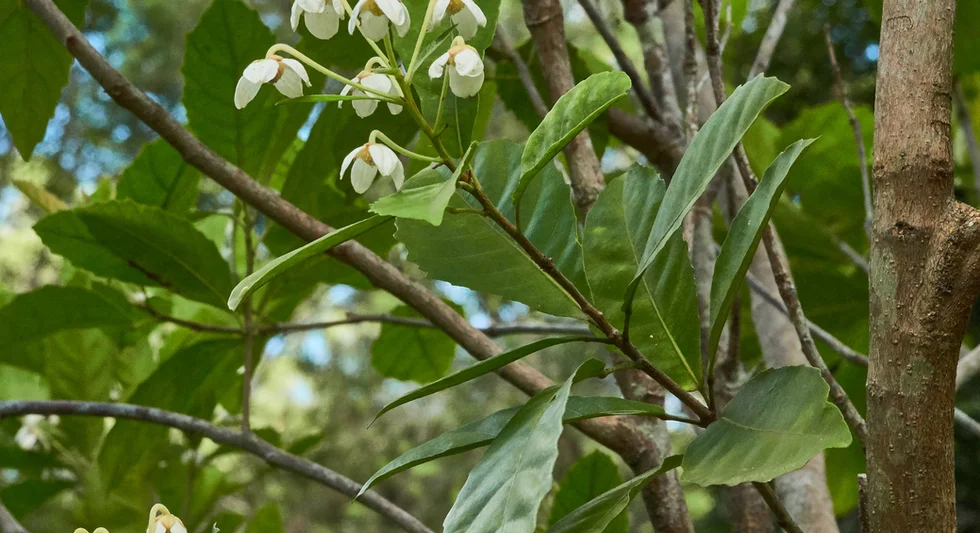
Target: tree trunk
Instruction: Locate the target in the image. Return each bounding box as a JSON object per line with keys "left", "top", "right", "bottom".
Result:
{"left": 868, "top": 1, "right": 980, "bottom": 531}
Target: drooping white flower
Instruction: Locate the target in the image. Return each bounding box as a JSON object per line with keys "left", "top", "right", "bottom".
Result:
{"left": 348, "top": 0, "right": 411, "bottom": 41}
{"left": 432, "top": 0, "right": 486, "bottom": 40}
{"left": 14, "top": 414, "right": 45, "bottom": 450}
{"left": 428, "top": 36, "right": 485, "bottom": 98}
{"left": 234, "top": 56, "right": 311, "bottom": 109}
{"left": 290, "top": 0, "right": 345, "bottom": 39}
{"left": 339, "top": 70, "right": 403, "bottom": 117}
{"left": 341, "top": 142, "right": 405, "bottom": 193}
{"left": 147, "top": 504, "right": 188, "bottom": 533}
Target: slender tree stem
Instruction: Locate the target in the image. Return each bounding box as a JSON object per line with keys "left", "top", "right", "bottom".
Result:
{"left": 752, "top": 482, "right": 804, "bottom": 533}
{"left": 406, "top": 0, "right": 438, "bottom": 82}
{"left": 747, "top": 0, "right": 795, "bottom": 78}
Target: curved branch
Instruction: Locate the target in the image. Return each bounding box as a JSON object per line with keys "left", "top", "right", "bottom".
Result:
{"left": 0, "top": 501, "right": 29, "bottom": 533}
{"left": 0, "top": 401, "right": 433, "bottom": 533}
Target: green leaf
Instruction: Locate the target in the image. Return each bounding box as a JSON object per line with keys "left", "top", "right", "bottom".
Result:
{"left": 708, "top": 139, "right": 814, "bottom": 358}
{"left": 396, "top": 139, "right": 586, "bottom": 317}
{"left": 514, "top": 72, "right": 631, "bottom": 209}
{"left": 359, "top": 394, "right": 662, "bottom": 496}
{"left": 442, "top": 362, "right": 578, "bottom": 533}
{"left": 374, "top": 336, "right": 589, "bottom": 421}
{"left": 371, "top": 305, "right": 457, "bottom": 383}
{"left": 36, "top": 201, "right": 233, "bottom": 308}
{"left": 0, "top": 479, "right": 73, "bottom": 520}
{"left": 545, "top": 455, "right": 683, "bottom": 533}
{"left": 246, "top": 503, "right": 284, "bottom": 533}
{"left": 12, "top": 181, "right": 68, "bottom": 214}
{"left": 0, "top": 0, "right": 88, "bottom": 157}
{"left": 627, "top": 76, "right": 789, "bottom": 312}
{"left": 681, "top": 366, "right": 852, "bottom": 486}
{"left": 0, "top": 285, "right": 140, "bottom": 372}
{"left": 359, "top": 395, "right": 664, "bottom": 496}
{"left": 549, "top": 452, "right": 627, "bottom": 533}
{"left": 370, "top": 169, "right": 458, "bottom": 226}
{"left": 228, "top": 215, "right": 393, "bottom": 310}
{"left": 98, "top": 339, "right": 243, "bottom": 492}
{"left": 182, "top": 0, "right": 306, "bottom": 179}
{"left": 117, "top": 138, "right": 201, "bottom": 213}
{"left": 584, "top": 168, "right": 701, "bottom": 389}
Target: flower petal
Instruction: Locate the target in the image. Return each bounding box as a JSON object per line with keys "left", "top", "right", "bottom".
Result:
{"left": 281, "top": 58, "right": 311, "bottom": 86}
{"left": 234, "top": 77, "right": 261, "bottom": 109}
{"left": 432, "top": 0, "right": 450, "bottom": 25}
{"left": 389, "top": 159, "right": 405, "bottom": 190}
{"left": 332, "top": 0, "right": 346, "bottom": 16}
{"left": 242, "top": 59, "right": 279, "bottom": 83}
{"left": 341, "top": 146, "right": 362, "bottom": 177}
{"left": 358, "top": 12, "right": 390, "bottom": 41}
{"left": 386, "top": 101, "right": 404, "bottom": 115}
{"left": 338, "top": 83, "right": 353, "bottom": 107}
{"left": 352, "top": 98, "right": 380, "bottom": 117}
{"left": 290, "top": 1, "right": 303, "bottom": 31}
{"left": 368, "top": 143, "right": 399, "bottom": 175}
{"left": 349, "top": 0, "right": 365, "bottom": 33}
{"left": 361, "top": 73, "right": 392, "bottom": 93}
{"left": 305, "top": 8, "right": 340, "bottom": 39}
{"left": 462, "top": 0, "right": 487, "bottom": 26}
{"left": 351, "top": 159, "right": 379, "bottom": 193}
{"left": 394, "top": 6, "right": 411, "bottom": 36}
{"left": 453, "top": 9, "right": 479, "bottom": 40}
{"left": 154, "top": 523, "right": 166, "bottom": 533}
{"left": 273, "top": 69, "right": 305, "bottom": 98}
{"left": 428, "top": 52, "right": 450, "bottom": 78}
{"left": 170, "top": 524, "right": 188, "bottom": 533}
{"left": 452, "top": 48, "right": 484, "bottom": 77}
{"left": 298, "top": 0, "right": 327, "bottom": 12}
{"left": 375, "top": 0, "right": 405, "bottom": 25}
{"left": 449, "top": 67, "right": 484, "bottom": 98}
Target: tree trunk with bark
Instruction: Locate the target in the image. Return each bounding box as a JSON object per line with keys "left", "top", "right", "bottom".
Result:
{"left": 868, "top": 1, "right": 980, "bottom": 531}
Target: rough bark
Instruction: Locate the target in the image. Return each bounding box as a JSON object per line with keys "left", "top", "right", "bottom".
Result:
{"left": 868, "top": 1, "right": 980, "bottom": 532}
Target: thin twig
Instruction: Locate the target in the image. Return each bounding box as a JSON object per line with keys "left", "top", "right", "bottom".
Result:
{"left": 0, "top": 401, "right": 435, "bottom": 533}
{"left": 0, "top": 500, "right": 28, "bottom": 533}
{"left": 242, "top": 209, "right": 256, "bottom": 434}
{"left": 683, "top": 0, "right": 699, "bottom": 136}
{"left": 621, "top": 0, "right": 683, "bottom": 126}
{"left": 955, "top": 408, "right": 980, "bottom": 440}
{"left": 748, "top": 0, "right": 796, "bottom": 78}
{"left": 824, "top": 25, "right": 872, "bottom": 238}
{"left": 576, "top": 0, "right": 664, "bottom": 122}
{"left": 489, "top": 31, "right": 549, "bottom": 119}
{"left": 957, "top": 345, "right": 980, "bottom": 390}
{"left": 752, "top": 482, "right": 804, "bottom": 533}
{"left": 953, "top": 79, "right": 980, "bottom": 200}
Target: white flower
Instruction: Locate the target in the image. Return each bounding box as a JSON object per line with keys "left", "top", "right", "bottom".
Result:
{"left": 234, "top": 56, "right": 311, "bottom": 109}
{"left": 432, "top": 0, "right": 486, "bottom": 40}
{"left": 290, "top": 0, "right": 345, "bottom": 39}
{"left": 428, "top": 36, "right": 485, "bottom": 98}
{"left": 14, "top": 414, "right": 45, "bottom": 450}
{"left": 348, "top": 0, "right": 411, "bottom": 41}
{"left": 147, "top": 505, "right": 187, "bottom": 533}
{"left": 340, "top": 71, "right": 403, "bottom": 117}
{"left": 341, "top": 142, "right": 405, "bottom": 193}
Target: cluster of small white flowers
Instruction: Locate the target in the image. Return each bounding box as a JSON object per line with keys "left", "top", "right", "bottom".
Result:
{"left": 233, "top": 0, "right": 488, "bottom": 194}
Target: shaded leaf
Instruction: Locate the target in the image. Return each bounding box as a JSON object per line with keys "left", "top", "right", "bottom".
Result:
{"left": 681, "top": 366, "right": 852, "bottom": 486}
{"left": 396, "top": 139, "right": 586, "bottom": 317}
{"left": 708, "top": 139, "right": 814, "bottom": 357}
{"left": 545, "top": 456, "right": 683, "bottom": 533}
{"left": 370, "top": 169, "right": 458, "bottom": 226}
{"left": 246, "top": 503, "right": 284, "bottom": 533}
{"left": 584, "top": 168, "right": 701, "bottom": 389}
{"left": 371, "top": 305, "right": 457, "bottom": 383}
{"left": 229, "top": 215, "right": 393, "bottom": 310}
{"left": 0, "top": 479, "right": 72, "bottom": 520}
{"left": 117, "top": 138, "right": 201, "bottom": 213}
{"left": 0, "top": 0, "right": 88, "bottom": 157}
{"left": 549, "top": 452, "right": 627, "bottom": 533}
{"left": 515, "top": 72, "right": 630, "bottom": 209}
{"left": 360, "top": 395, "right": 663, "bottom": 496}
{"left": 628, "top": 76, "right": 789, "bottom": 312}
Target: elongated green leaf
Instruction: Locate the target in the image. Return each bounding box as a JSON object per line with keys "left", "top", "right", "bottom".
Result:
{"left": 584, "top": 168, "right": 701, "bottom": 389}
{"left": 374, "top": 336, "right": 588, "bottom": 420}
{"left": 182, "top": 0, "right": 306, "bottom": 179}
{"left": 0, "top": 0, "right": 88, "bottom": 157}
{"left": 0, "top": 285, "right": 139, "bottom": 372}
{"left": 36, "top": 201, "right": 233, "bottom": 308}
{"left": 371, "top": 170, "right": 458, "bottom": 226}
{"left": 681, "top": 366, "right": 852, "bottom": 486}
{"left": 359, "top": 395, "right": 665, "bottom": 496}
{"left": 371, "top": 305, "right": 457, "bottom": 383}
{"left": 627, "top": 76, "right": 789, "bottom": 312}
{"left": 396, "top": 140, "right": 586, "bottom": 317}
{"left": 514, "top": 72, "right": 631, "bottom": 209}
{"left": 443, "top": 363, "right": 578, "bottom": 533}
{"left": 708, "top": 139, "right": 814, "bottom": 357}
{"left": 98, "top": 339, "right": 243, "bottom": 492}
{"left": 549, "top": 452, "right": 627, "bottom": 533}
{"left": 117, "top": 138, "right": 201, "bottom": 213}
{"left": 228, "top": 215, "right": 393, "bottom": 310}
{"left": 545, "top": 455, "right": 683, "bottom": 533}
{"left": 13, "top": 181, "right": 67, "bottom": 214}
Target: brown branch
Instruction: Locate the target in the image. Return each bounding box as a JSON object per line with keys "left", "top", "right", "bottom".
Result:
{"left": 621, "top": 0, "right": 684, "bottom": 126}
{"left": 0, "top": 501, "right": 28, "bottom": 533}
{"left": 953, "top": 79, "right": 980, "bottom": 200}
{"left": 751, "top": 482, "right": 804, "bottom": 533}
{"left": 0, "top": 401, "right": 434, "bottom": 533}
{"left": 824, "top": 25, "right": 872, "bottom": 238}
{"left": 747, "top": 0, "right": 795, "bottom": 78}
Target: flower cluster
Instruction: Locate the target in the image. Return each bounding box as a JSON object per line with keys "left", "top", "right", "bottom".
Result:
{"left": 72, "top": 503, "right": 186, "bottom": 533}
{"left": 233, "top": 0, "right": 488, "bottom": 194}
